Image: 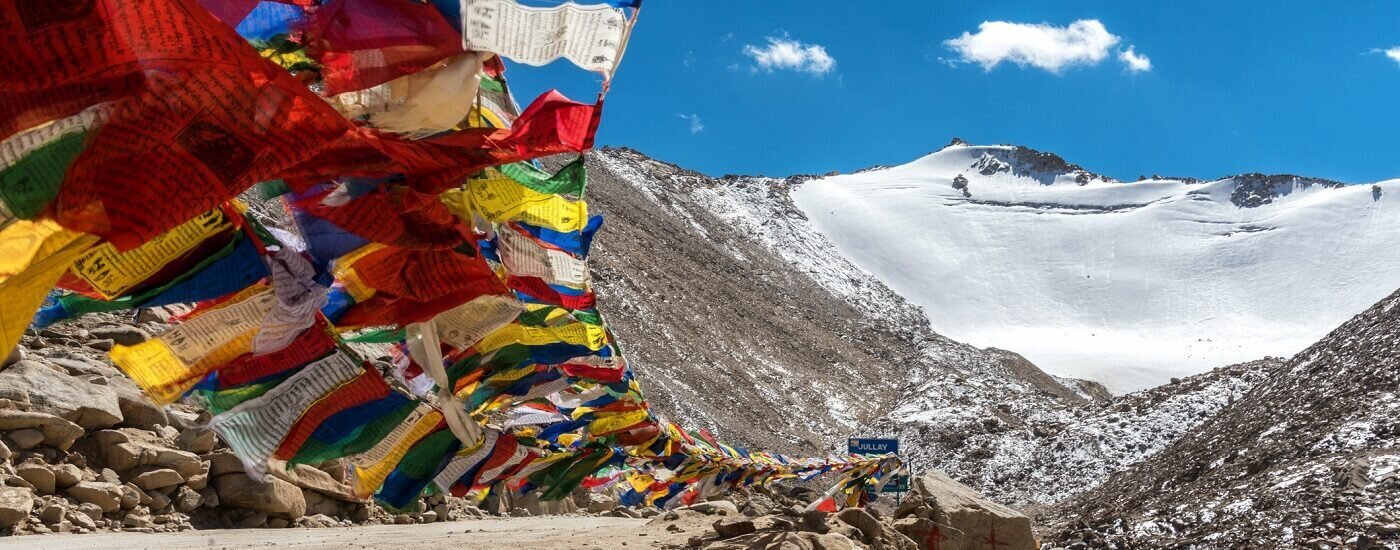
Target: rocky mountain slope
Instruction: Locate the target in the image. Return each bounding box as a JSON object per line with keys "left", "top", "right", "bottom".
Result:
{"left": 1043, "top": 288, "right": 1400, "bottom": 549}
{"left": 792, "top": 141, "right": 1400, "bottom": 391}
{"left": 574, "top": 149, "right": 1106, "bottom": 458}
{"left": 578, "top": 148, "right": 1294, "bottom": 512}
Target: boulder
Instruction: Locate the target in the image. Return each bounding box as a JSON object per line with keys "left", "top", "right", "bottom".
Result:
{"left": 303, "top": 490, "right": 344, "bottom": 517}
{"left": 117, "top": 483, "right": 143, "bottom": 510}
{"left": 214, "top": 474, "right": 306, "bottom": 519}
{"left": 0, "top": 487, "right": 33, "bottom": 528}
{"left": 87, "top": 326, "right": 150, "bottom": 347}
{"left": 835, "top": 508, "right": 884, "bottom": 542}
{"left": 805, "top": 532, "right": 863, "bottom": 550}
{"left": 76, "top": 502, "right": 103, "bottom": 522}
{"left": 893, "top": 517, "right": 965, "bottom": 550}
{"left": 115, "top": 389, "right": 168, "bottom": 430}
{"left": 902, "top": 471, "right": 1035, "bottom": 550}
{"left": 66, "top": 482, "right": 123, "bottom": 514}
{"left": 90, "top": 429, "right": 201, "bottom": 476}
{"left": 0, "top": 361, "right": 122, "bottom": 428}
{"left": 267, "top": 460, "right": 357, "bottom": 502}
{"left": 66, "top": 509, "right": 96, "bottom": 530}
{"left": 174, "top": 486, "right": 202, "bottom": 513}
{"left": 131, "top": 468, "right": 184, "bottom": 491}
{"left": 679, "top": 500, "right": 740, "bottom": 516}
{"left": 206, "top": 450, "right": 246, "bottom": 476}
{"left": 0, "top": 440, "right": 10, "bottom": 461}
{"left": 176, "top": 427, "right": 217, "bottom": 454}
{"left": 0, "top": 402, "right": 86, "bottom": 450}
{"left": 708, "top": 531, "right": 817, "bottom": 549}
{"left": 14, "top": 463, "right": 55, "bottom": 494}
{"left": 39, "top": 501, "right": 66, "bottom": 524}
{"left": 714, "top": 517, "right": 758, "bottom": 539}
{"left": 51, "top": 463, "right": 85, "bottom": 488}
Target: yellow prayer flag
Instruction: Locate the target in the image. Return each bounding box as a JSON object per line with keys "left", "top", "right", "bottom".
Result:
{"left": 474, "top": 320, "right": 607, "bottom": 354}
{"left": 70, "top": 208, "right": 230, "bottom": 299}
{"left": 110, "top": 285, "right": 273, "bottom": 403}
{"left": 0, "top": 221, "right": 96, "bottom": 357}
{"left": 444, "top": 170, "right": 590, "bottom": 233}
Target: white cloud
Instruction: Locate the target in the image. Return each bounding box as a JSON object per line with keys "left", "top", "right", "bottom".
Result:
{"left": 677, "top": 114, "right": 704, "bottom": 134}
{"left": 944, "top": 19, "right": 1123, "bottom": 73}
{"left": 742, "top": 36, "right": 835, "bottom": 76}
{"left": 1385, "top": 47, "right": 1400, "bottom": 65}
{"left": 1119, "top": 46, "right": 1152, "bottom": 72}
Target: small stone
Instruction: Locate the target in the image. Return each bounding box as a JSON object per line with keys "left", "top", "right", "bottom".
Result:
{"left": 122, "top": 514, "right": 154, "bottom": 528}
{"left": 350, "top": 506, "right": 371, "bottom": 523}
{"left": 66, "top": 510, "right": 96, "bottom": 530}
{"left": 99, "top": 469, "right": 121, "bottom": 484}
{"left": 394, "top": 514, "right": 413, "bottom": 525}
{"left": 86, "top": 340, "right": 115, "bottom": 352}
{"left": 420, "top": 510, "right": 438, "bottom": 523}
{"left": 9, "top": 429, "right": 44, "bottom": 450}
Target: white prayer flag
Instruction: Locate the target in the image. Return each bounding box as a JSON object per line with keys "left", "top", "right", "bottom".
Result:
{"left": 462, "top": 0, "right": 628, "bottom": 77}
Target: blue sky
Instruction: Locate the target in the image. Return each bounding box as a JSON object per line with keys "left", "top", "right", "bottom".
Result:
{"left": 508, "top": 1, "right": 1400, "bottom": 183}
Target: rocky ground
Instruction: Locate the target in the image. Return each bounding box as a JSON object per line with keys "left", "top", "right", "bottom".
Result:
{"left": 0, "top": 310, "right": 601, "bottom": 537}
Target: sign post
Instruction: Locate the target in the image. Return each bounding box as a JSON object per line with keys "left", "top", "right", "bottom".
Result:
{"left": 847, "top": 437, "right": 908, "bottom": 502}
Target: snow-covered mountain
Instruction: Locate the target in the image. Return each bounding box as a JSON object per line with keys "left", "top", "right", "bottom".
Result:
{"left": 791, "top": 141, "right": 1400, "bottom": 391}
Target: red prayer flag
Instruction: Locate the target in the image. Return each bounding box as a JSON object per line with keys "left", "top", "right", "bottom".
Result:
{"left": 303, "top": 0, "right": 463, "bottom": 95}
{"left": 337, "top": 246, "right": 511, "bottom": 327}
{"left": 273, "top": 364, "right": 390, "bottom": 461}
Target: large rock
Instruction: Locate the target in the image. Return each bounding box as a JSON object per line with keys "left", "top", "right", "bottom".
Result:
{"left": 90, "top": 429, "right": 201, "bottom": 476}
{"left": 900, "top": 472, "right": 1035, "bottom": 550}
{"left": 0, "top": 486, "right": 33, "bottom": 528}
{"left": 115, "top": 388, "right": 168, "bottom": 430}
{"left": 14, "top": 463, "right": 55, "bottom": 494}
{"left": 893, "top": 517, "right": 965, "bottom": 550}
{"left": 267, "top": 460, "right": 357, "bottom": 502}
{"left": 131, "top": 468, "right": 184, "bottom": 491}
{"left": 835, "top": 508, "right": 884, "bottom": 541}
{"left": 66, "top": 481, "right": 123, "bottom": 514}
{"left": 214, "top": 474, "right": 306, "bottom": 519}
{"left": 0, "top": 361, "right": 121, "bottom": 428}
{"left": 0, "top": 409, "right": 83, "bottom": 450}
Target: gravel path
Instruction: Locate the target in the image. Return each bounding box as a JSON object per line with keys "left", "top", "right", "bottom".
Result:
{"left": 8, "top": 517, "right": 658, "bottom": 550}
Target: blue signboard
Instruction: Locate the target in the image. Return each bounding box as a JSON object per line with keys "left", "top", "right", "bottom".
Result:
{"left": 848, "top": 438, "right": 898, "bottom": 455}
{"left": 848, "top": 438, "right": 908, "bottom": 493}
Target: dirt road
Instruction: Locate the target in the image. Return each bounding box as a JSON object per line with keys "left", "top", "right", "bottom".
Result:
{"left": 6, "top": 517, "right": 668, "bottom": 550}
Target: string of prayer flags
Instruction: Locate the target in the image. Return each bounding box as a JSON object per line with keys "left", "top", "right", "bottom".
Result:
{"left": 1, "top": 0, "right": 908, "bottom": 518}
